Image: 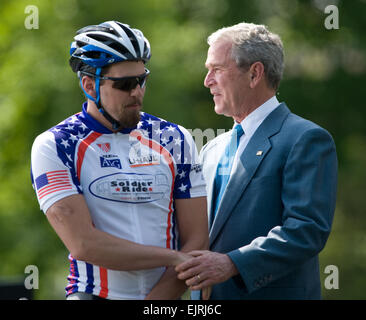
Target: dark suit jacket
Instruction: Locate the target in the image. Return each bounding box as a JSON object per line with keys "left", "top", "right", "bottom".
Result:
{"left": 199, "top": 103, "right": 338, "bottom": 299}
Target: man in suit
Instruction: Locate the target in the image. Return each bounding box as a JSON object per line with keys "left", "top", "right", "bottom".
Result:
{"left": 175, "top": 22, "right": 338, "bottom": 299}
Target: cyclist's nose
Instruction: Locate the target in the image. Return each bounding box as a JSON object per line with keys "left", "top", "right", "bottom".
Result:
{"left": 130, "top": 84, "right": 144, "bottom": 97}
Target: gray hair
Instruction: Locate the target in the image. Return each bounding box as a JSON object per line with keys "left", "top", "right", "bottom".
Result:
{"left": 207, "top": 22, "right": 284, "bottom": 90}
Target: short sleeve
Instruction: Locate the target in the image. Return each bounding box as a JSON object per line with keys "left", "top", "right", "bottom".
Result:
{"left": 31, "top": 131, "right": 80, "bottom": 213}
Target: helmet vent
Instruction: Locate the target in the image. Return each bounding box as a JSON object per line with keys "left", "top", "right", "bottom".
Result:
{"left": 108, "top": 42, "right": 132, "bottom": 59}
{"left": 119, "top": 24, "right": 141, "bottom": 57}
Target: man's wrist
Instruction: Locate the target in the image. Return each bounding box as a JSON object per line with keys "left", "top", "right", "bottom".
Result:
{"left": 226, "top": 254, "right": 239, "bottom": 278}
{"left": 170, "top": 250, "right": 190, "bottom": 266}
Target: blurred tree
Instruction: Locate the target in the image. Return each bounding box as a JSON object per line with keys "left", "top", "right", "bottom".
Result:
{"left": 0, "top": 0, "right": 365, "bottom": 299}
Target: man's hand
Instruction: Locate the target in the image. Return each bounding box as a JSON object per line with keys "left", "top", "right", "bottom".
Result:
{"left": 144, "top": 197, "right": 209, "bottom": 300}
{"left": 175, "top": 250, "right": 238, "bottom": 291}
{"left": 144, "top": 251, "right": 193, "bottom": 300}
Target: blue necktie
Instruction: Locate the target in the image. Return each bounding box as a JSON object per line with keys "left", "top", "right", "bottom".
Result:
{"left": 212, "top": 124, "right": 244, "bottom": 221}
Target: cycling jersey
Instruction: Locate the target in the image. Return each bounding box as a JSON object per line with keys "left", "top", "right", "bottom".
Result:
{"left": 31, "top": 102, "right": 206, "bottom": 299}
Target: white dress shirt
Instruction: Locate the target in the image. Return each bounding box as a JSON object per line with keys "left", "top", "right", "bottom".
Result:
{"left": 233, "top": 95, "right": 280, "bottom": 167}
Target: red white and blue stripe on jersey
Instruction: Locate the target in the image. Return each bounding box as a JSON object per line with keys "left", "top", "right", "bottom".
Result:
{"left": 31, "top": 102, "right": 201, "bottom": 298}
{"left": 32, "top": 102, "right": 196, "bottom": 200}
{"left": 66, "top": 255, "right": 109, "bottom": 297}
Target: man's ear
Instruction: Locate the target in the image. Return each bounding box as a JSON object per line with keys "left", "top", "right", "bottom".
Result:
{"left": 249, "top": 61, "right": 265, "bottom": 89}
{"left": 81, "top": 76, "right": 96, "bottom": 99}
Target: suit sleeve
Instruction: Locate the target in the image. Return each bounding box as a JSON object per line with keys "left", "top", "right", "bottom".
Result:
{"left": 227, "top": 127, "right": 338, "bottom": 293}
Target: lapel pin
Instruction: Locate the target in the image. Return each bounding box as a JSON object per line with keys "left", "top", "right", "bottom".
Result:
{"left": 256, "top": 151, "right": 263, "bottom": 156}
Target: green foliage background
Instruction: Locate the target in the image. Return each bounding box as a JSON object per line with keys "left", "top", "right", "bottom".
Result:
{"left": 0, "top": 0, "right": 365, "bottom": 299}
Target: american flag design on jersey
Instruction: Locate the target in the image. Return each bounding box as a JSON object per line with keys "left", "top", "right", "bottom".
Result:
{"left": 31, "top": 102, "right": 206, "bottom": 299}
{"left": 35, "top": 170, "right": 72, "bottom": 199}
{"left": 34, "top": 104, "right": 196, "bottom": 199}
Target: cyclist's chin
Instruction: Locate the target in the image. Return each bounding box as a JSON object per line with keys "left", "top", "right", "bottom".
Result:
{"left": 119, "top": 107, "right": 141, "bottom": 129}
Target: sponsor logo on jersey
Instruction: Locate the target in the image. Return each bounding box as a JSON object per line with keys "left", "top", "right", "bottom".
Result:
{"left": 129, "top": 154, "right": 160, "bottom": 167}
{"left": 97, "top": 142, "right": 111, "bottom": 152}
{"left": 89, "top": 172, "right": 170, "bottom": 203}
{"left": 100, "top": 156, "right": 122, "bottom": 169}
{"left": 97, "top": 143, "right": 111, "bottom": 153}
{"left": 128, "top": 140, "right": 160, "bottom": 167}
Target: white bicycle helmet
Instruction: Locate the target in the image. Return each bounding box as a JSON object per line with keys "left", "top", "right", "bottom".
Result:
{"left": 69, "top": 20, "right": 151, "bottom": 72}
{"left": 69, "top": 21, "right": 151, "bottom": 129}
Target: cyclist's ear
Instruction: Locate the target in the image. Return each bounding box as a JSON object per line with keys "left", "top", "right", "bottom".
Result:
{"left": 81, "top": 75, "right": 97, "bottom": 99}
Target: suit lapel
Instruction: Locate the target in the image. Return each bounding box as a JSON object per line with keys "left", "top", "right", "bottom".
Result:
{"left": 209, "top": 103, "right": 290, "bottom": 246}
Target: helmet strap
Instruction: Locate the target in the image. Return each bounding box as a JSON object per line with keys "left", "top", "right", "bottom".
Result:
{"left": 79, "top": 65, "right": 121, "bottom": 131}
{"left": 79, "top": 76, "right": 96, "bottom": 103}
{"left": 98, "top": 106, "right": 121, "bottom": 131}
{"left": 94, "top": 67, "right": 102, "bottom": 106}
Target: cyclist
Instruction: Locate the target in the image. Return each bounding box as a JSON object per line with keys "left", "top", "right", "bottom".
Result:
{"left": 31, "top": 20, "right": 208, "bottom": 300}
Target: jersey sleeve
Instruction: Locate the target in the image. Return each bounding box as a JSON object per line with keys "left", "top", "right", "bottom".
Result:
{"left": 173, "top": 125, "right": 207, "bottom": 199}
{"left": 31, "top": 131, "right": 80, "bottom": 214}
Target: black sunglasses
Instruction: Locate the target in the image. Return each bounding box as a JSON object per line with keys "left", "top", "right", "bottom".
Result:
{"left": 80, "top": 68, "right": 150, "bottom": 91}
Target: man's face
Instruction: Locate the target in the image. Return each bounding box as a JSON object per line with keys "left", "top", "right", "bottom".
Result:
{"left": 99, "top": 61, "right": 146, "bottom": 129}
{"left": 204, "top": 40, "right": 250, "bottom": 121}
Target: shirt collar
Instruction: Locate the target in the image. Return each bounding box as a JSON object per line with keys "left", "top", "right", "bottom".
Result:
{"left": 234, "top": 95, "right": 280, "bottom": 137}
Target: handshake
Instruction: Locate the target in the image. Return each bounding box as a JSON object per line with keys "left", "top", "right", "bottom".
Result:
{"left": 173, "top": 250, "right": 239, "bottom": 300}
